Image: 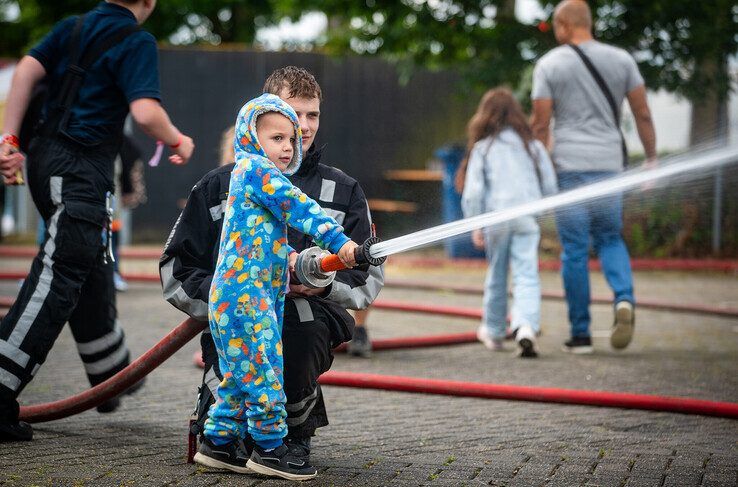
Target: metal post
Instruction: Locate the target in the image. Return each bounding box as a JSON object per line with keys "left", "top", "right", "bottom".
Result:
{"left": 711, "top": 167, "right": 723, "bottom": 256}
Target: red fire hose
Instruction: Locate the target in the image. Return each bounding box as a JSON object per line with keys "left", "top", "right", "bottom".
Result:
{"left": 383, "top": 279, "right": 738, "bottom": 319}
{"left": 19, "top": 318, "right": 206, "bottom": 423}
{"left": 14, "top": 315, "right": 738, "bottom": 422}
{"left": 3, "top": 273, "right": 736, "bottom": 318}
{"left": 318, "top": 371, "right": 738, "bottom": 419}
{"left": 8, "top": 244, "right": 738, "bottom": 423}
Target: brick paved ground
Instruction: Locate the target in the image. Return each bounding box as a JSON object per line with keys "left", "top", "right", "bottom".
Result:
{"left": 0, "top": 253, "right": 736, "bottom": 486}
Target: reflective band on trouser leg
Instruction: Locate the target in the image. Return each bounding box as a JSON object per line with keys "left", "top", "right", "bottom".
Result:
{"left": 69, "top": 255, "right": 131, "bottom": 386}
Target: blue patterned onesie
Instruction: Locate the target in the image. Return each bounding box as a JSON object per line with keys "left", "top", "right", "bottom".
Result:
{"left": 204, "top": 94, "right": 350, "bottom": 445}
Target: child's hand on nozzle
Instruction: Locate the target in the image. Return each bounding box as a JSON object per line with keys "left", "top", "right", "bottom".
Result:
{"left": 337, "top": 240, "right": 359, "bottom": 268}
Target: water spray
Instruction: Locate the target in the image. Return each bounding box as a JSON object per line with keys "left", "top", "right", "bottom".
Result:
{"left": 370, "top": 144, "right": 738, "bottom": 259}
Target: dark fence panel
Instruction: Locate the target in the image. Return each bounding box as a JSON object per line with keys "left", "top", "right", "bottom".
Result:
{"left": 131, "top": 48, "right": 474, "bottom": 242}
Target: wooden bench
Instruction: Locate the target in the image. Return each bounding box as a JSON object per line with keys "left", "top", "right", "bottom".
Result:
{"left": 383, "top": 169, "right": 443, "bottom": 182}
{"left": 367, "top": 199, "right": 418, "bottom": 213}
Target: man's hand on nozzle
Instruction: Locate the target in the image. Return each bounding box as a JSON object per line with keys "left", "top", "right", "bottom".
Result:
{"left": 288, "top": 251, "right": 298, "bottom": 273}
{"left": 168, "top": 134, "right": 194, "bottom": 165}
{"left": 337, "top": 240, "right": 359, "bottom": 268}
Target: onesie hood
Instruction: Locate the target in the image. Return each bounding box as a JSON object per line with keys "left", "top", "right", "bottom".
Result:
{"left": 234, "top": 93, "right": 303, "bottom": 175}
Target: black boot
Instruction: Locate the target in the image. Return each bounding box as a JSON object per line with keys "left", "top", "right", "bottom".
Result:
{"left": 347, "top": 326, "right": 372, "bottom": 358}
{"left": 0, "top": 396, "right": 33, "bottom": 442}
{"left": 96, "top": 377, "right": 146, "bottom": 413}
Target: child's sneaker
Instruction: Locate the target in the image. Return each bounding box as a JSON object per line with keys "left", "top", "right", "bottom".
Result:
{"left": 247, "top": 443, "right": 318, "bottom": 481}
{"left": 477, "top": 325, "right": 505, "bottom": 351}
{"left": 193, "top": 437, "right": 252, "bottom": 474}
{"left": 515, "top": 325, "right": 538, "bottom": 358}
{"left": 610, "top": 301, "right": 634, "bottom": 350}
{"left": 562, "top": 336, "right": 594, "bottom": 354}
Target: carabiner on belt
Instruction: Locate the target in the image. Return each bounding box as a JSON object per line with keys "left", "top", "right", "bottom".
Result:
{"left": 104, "top": 191, "right": 115, "bottom": 264}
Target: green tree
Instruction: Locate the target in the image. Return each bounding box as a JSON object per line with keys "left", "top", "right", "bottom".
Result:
{"left": 275, "top": 0, "right": 552, "bottom": 91}
{"left": 275, "top": 0, "right": 737, "bottom": 143}
{"left": 0, "top": 0, "right": 276, "bottom": 57}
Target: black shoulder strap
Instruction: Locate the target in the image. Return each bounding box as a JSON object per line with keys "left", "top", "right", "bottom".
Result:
{"left": 78, "top": 23, "right": 142, "bottom": 70}
{"left": 569, "top": 43, "right": 628, "bottom": 166}
{"left": 49, "top": 16, "right": 142, "bottom": 135}
{"left": 68, "top": 14, "right": 87, "bottom": 65}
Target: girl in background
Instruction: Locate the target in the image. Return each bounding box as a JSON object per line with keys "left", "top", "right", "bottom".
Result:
{"left": 461, "top": 88, "right": 557, "bottom": 358}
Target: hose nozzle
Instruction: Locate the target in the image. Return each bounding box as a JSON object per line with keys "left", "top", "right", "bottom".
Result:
{"left": 293, "top": 237, "right": 386, "bottom": 289}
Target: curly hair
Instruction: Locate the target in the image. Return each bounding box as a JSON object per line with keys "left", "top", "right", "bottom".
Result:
{"left": 262, "top": 66, "right": 323, "bottom": 101}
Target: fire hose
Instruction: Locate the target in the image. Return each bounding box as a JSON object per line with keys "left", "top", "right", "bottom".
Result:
{"left": 14, "top": 241, "right": 738, "bottom": 422}
{"left": 3, "top": 279, "right": 736, "bottom": 320}
{"left": 9, "top": 142, "right": 738, "bottom": 425}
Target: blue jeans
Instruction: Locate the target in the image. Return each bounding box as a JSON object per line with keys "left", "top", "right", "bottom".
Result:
{"left": 482, "top": 229, "right": 541, "bottom": 339}
{"left": 555, "top": 172, "right": 635, "bottom": 338}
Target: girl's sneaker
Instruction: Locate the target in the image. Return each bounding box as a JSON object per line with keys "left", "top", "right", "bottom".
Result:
{"left": 477, "top": 325, "right": 505, "bottom": 351}
{"left": 247, "top": 443, "right": 318, "bottom": 481}
{"left": 515, "top": 325, "right": 538, "bottom": 358}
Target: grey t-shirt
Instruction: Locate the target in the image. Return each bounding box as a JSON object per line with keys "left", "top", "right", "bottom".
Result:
{"left": 531, "top": 40, "right": 644, "bottom": 173}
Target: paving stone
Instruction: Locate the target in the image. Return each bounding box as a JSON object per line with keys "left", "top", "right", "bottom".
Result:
{"left": 0, "top": 263, "right": 736, "bottom": 486}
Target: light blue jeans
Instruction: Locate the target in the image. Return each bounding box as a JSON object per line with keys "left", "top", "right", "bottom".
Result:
{"left": 482, "top": 229, "right": 541, "bottom": 339}
{"left": 555, "top": 171, "right": 635, "bottom": 338}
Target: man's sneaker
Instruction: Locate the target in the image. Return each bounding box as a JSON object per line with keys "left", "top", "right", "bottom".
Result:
{"left": 247, "top": 443, "right": 318, "bottom": 481}
{"left": 347, "top": 326, "right": 372, "bottom": 358}
{"left": 285, "top": 436, "right": 311, "bottom": 464}
{"left": 97, "top": 377, "right": 146, "bottom": 413}
{"left": 562, "top": 336, "right": 594, "bottom": 354}
{"left": 477, "top": 325, "right": 505, "bottom": 351}
{"left": 193, "top": 437, "right": 252, "bottom": 474}
{"left": 114, "top": 272, "right": 129, "bottom": 292}
{"left": 610, "top": 301, "right": 635, "bottom": 350}
{"left": 515, "top": 325, "right": 538, "bottom": 358}
{"left": 0, "top": 420, "right": 33, "bottom": 442}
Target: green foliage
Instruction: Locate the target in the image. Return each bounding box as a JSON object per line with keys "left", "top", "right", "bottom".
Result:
{"left": 274, "top": 0, "right": 554, "bottom": 95}
{"left": 0, "top": 0, "right": 91, "bottom": 56}
{"left": 274, "top": 0, "right": 737, "bottom": 102}
{"left": 0, "top": 0, "right": 276, "bottom": 57}
{"left": 3, "top": 1, "right": 735, "bottom": 104}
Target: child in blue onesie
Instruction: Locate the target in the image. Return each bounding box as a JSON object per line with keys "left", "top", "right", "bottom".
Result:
{"left": 195, "top": 93, "right": 358, "bottom": 480}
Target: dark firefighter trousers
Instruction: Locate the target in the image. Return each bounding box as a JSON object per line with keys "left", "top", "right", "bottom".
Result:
{"left": 0, "top": 135, "right": 131, "bottom": 422}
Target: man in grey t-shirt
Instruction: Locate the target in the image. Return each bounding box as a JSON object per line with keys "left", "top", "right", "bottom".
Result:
{"left": 531, "top": 0, "right": 657, "bottom": 354}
